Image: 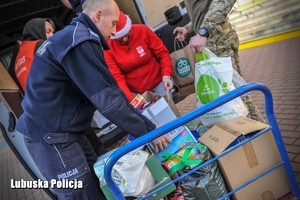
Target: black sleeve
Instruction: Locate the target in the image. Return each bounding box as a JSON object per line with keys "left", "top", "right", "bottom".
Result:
{"left": 34, "top": 40, "right": 46, "bottom": 54}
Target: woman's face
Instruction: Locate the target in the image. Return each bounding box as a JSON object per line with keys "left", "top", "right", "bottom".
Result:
{"left": 115, "top": 31, "right": 131, "bottom": 43}
{"left": 45, "top": 21, "right": 55, "bottom": 39}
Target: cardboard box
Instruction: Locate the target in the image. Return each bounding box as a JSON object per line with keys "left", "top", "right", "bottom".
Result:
{"left": 231, "top": 166, "right": 291, "bottom": 200}
{"left": 99, "top": 150, "right": 176, "bottom": 200}
{"left": 142, "top": 91, "right": 184, "bottom": 139}
{"left": 199, "top": 116, "right": 291, "bottom": 200}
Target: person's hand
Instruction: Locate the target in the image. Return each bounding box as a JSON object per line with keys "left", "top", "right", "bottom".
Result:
{"left": 189, "top": 34, "right": 207, "bottom": 53}
{"left": 162, "top": 76, "right": 174, "bottom": 91}
{"left": 152, "top": 134, "right": 172, "bottom": 153}
{"left": 173, "top": 27, "right": 188, "bottom": 41}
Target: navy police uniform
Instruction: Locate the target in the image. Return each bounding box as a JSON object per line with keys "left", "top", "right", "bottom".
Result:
{"left": 17, "top": 13, "right": 155, "bottom": 199}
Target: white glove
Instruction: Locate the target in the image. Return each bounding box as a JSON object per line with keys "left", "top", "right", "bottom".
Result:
{"left": 162, "top": 76, "right": 174, "bottom": 91}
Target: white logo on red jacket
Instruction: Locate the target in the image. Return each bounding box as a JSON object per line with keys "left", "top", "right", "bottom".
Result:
{"left": 136, "top": 46, "right": 145, "bottom": 57}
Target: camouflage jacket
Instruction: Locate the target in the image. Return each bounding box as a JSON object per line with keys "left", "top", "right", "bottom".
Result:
{"left": 184, "top": 0, "right": 236, "bottom": 35}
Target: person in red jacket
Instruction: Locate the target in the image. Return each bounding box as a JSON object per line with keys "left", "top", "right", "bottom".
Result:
{"left": 104, "top": 11, "right": 174, "bottom": 102}
{"left": 14, "top": 18, "right": 55, "bottom": 92}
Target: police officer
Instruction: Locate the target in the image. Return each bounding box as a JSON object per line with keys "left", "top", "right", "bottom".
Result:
{"left": 16, "top": 0, "right": 171, "bottom": 199}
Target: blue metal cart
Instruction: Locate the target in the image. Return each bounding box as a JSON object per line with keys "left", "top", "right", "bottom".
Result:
{"left": 103, "top": 82, "right": 300, "bottom": 200}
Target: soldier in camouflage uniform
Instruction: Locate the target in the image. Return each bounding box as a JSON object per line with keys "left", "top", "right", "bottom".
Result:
{"left": 173, "top": 0, "right": 265, "bottom": 123}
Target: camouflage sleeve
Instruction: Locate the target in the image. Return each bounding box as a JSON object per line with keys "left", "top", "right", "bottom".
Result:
{"left": 184, "top": 21, "right": 194, "bottom": 34}
{"left": 201, "top": 0, "right": 236, "bottom": 34}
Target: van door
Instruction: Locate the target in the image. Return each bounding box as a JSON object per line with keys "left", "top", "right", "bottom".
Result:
{"left": 0, "top": 63, "right": 58, "bottom": 199}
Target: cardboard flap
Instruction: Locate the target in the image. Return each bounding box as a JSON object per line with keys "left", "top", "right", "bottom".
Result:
{"left": 141, "top": 91, "right": 184, "bottom": 140}
{"left": 164, "top": 90, "right": 181, "bottom": 118}
{"left": 149, "top": 98, "right": 169, "bottom": 116}
{"left": 142, "top": 91, "right": 178, "bottom": 126}
{"left": 145, "top": 155, "right": 176, "bottom": 200}
{"left": 199, "top": 124, "right": 241, "bottom": 155}
{"left": 221, "top": 116, "right": 269, "bottom": 135}
{"left": 142, "top": 91, "right": 162, "bottom": 102}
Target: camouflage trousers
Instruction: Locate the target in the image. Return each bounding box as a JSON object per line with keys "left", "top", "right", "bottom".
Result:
{"left": 241, "top": 95, "right": 266, "bottom": 123}
{"left": 205, "top": 24, "right": 266, "bottom": 123}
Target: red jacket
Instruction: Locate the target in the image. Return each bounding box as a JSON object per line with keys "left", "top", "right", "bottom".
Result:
{"left": 104, "top": 24, "right": 172, "bottom": 101}
{"left": 14, "top": 40, "right": 39, "bottom": 92}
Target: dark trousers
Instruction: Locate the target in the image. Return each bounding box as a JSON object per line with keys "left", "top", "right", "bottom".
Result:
{"left": 24, "top": 134, "right": 106, "bottom": 200}
{"left": 83, "top": 127, "right": 106, "bottom": 157}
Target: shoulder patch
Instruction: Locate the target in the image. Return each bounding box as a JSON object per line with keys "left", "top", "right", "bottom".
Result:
{"left": 36, "top": 41, "right": 52, "bottom": 56}
{"left": 88, "top": 28, "right": 100, "bottom": 41}
{"left": 72, "top": 23, "right": 100, "bottom": 46}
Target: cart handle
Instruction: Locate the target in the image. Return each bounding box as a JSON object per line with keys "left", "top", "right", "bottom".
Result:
{"left": 103, "top": 82, "right": 299, "bottom": 199}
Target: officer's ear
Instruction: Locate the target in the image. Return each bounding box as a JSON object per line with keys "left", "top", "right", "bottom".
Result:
{"left": 95, "top": 9, "right": 103, "bottom": 22}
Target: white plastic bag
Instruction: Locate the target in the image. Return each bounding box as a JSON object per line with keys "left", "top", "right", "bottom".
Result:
{"left": 232, "top": 68, "right": 247, "bottom": 88}
{"left": 232, "top": 68, "right": 249, "bottom": 97}
{"left": 93, "top": 148, "right": 156, "bottom": 197}
{"left": 194, "top": 48, "right": 248, "bottom": 126}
